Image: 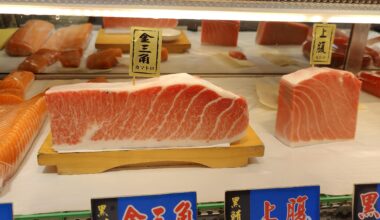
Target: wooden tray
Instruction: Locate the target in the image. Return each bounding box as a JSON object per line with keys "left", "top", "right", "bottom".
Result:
{"left": 95, "top": 29, "right": 191, "bottom": 53}
{"left": 37, "top": 126, "right": 264, "bottom": 174}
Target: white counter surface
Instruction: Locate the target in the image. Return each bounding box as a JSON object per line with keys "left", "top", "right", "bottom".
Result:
{"left": 1, "top": 76, "right": 380, "bottom": 215}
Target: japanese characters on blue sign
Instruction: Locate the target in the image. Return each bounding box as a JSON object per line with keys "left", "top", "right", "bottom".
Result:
{"left": 91, "top": 192, "right": 196, "bottom": 220}
{"left": 354, "top": 184, "right": 380, "bottom": 220}
{"left": 0, "top": 203, "right": 13, "bottom": 220}
{"left": 225, "top": 186, "right": 320, "bottom": 220}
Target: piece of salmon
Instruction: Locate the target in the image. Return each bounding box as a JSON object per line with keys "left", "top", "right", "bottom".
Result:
{"left": 201, "top": 20, "right": 240, "bottom": 46}
{"left": 58, "top": 49, "right": 83, "bottom": 68}
{"left": 0, "top": 71, "right": 35, "bottom": 105}
{"left": 256, "top": 22, "right": 309, "bottom": 45}
{"left": 0, "top": 71, "right": 35, "bottom": 93}
{"left": 6, "top": 20, "right": 54, "bottom": 56}
{"left": 42, "top": 23, "right": 93, "bottom": 51}
{"left": 161, "top": 47, "right": 169, "bottom": 62}
{"left": 0, "top": 93, "right": 46, "bottom": 186}
{"left": 103, "top": 18, "right": 178, "bottom": 28}
{"left": 86, "top": 48, "right": 123, "bottom": 69}
{"left": 18, "top": 49, "right": 60, "bottom": 73}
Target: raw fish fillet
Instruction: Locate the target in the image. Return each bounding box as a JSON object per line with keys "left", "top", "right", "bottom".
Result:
{"left": 86, "top": 48, "right": 123, "bottom": 69}
{"left": 42, "top": 23, "right": 93, "bottom": 52}
{"left": 358, "top": 71, "right": 380, "bottom": 98}
{"left": 201, "top": 20, "right": 240, "bottom": 46}
{"left": 103, "top": 18, "right": 178, "bottom": 28}
{"left": 46, "top": 73, "right": 249, "bottom": 151}
{"left": 0, "top": 70, "right": 35, "bottom": 104}
{"left": 59, "top": 49, "right": 83, "bottom": 68}
{"left": 256, "top": 22, "right": 309, "bottom": 45}
{"left": 6, "top": 20, "right": 54, "bottom": 56}
{"left": 275, "top": 67, "right": 361, "bottom": 147}
{"left": 0, "top": 93, "right": 46, "bottom": 186}
{"left": 18, "top": 49, "right": 60, "bottom": 73}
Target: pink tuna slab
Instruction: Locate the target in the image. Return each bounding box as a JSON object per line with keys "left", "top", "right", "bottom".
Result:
{"left": 46, "top": 73, "right": 249, "bottom": 151}
{"left": 275, "top": 67, "right": 361, "bottom": 147}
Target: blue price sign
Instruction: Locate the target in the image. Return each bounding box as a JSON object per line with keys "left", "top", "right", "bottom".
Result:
{"left": 91, "top": 192, "right": 196, "bottom": 220}
{"left": 0, "top": 203, "right": 13, "bottom": 220}
{"left": 354, "top": 184, "right": 380, "bottom": 220}
{"left": 225, "top": 186, "right": 320, "bottom": 220}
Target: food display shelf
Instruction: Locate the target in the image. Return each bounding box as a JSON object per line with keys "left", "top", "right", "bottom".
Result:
{"left": 1, "top": 76, "right": 379, "bottom": 216}
{"left": 0, "top": 29, "right": 310, "bottom": 77}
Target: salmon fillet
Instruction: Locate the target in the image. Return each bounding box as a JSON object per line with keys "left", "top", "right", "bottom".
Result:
{"left": 0, "top": 93, "right": 46, "bottom": 186}
{"left": 103, "top": 17, "right": 178, "bottom": 28}
{"left": 86, "top": 48, "right": 123, "bottom": 69}
{"left": 275, "top": 67, "right": 361, "bottom": 147}
{"left": 18, "top": 49, "right": 60, "bottom": 73}
{"left": 58, "top": 49, "right": 83, "bottom": 68}
{"left": 201, "top": 20, "right": 240, "bottom": 46}
{"left": 45, "top": 73, "right": 249, "bottom": 151}
{"left": 6, "top": 20, "right": 54, "bottom": 56}
{"left": 0, "top": 71, "right": 34, "bottom": 95}
{"left": 42, "top": 23, "right": 93, "bottom": 51}
{"left": 256, "top": 22, "right": 309, "bottom": 45}
{"left": 42, "top": 23, "right": 92, "bottom": 68}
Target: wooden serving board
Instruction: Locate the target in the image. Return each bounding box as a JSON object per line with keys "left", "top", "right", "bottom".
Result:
{"left": 0, "top": 28, "right": 17, "bottom": 49}
{"left": 95, "top": 29, "right": 191, "bottom": 53}
{"left": 37, "top": 126, "right": 264, "bottom": 174}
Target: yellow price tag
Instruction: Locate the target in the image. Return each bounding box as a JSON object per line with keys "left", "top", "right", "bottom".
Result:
{"left": 129, "top": 27, "right": 162, "bottom": 77}
{"left": 310, "top": 23, "right": 336, "bottom": 65}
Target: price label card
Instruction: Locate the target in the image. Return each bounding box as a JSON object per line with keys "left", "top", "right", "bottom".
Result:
{"left": 130, "top": 27, "right": 162, "bottom": 77}
{"left": 225, "top": 186, "right": 320, "bottom": 220}
{"left": 310, "top": 23, "right": 336, "bottom": 65}
{"left": 354, "top": 184, "right": 380, "bottom": 220}
{"left": 91, "top": 192, "right": 196, "bottom": 220}
{"left": 0, "top": 203, "right": 13, "bottom": 220}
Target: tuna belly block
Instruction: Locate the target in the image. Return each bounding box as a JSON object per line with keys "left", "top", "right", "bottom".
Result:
{"left": 275, "top": 67, "right": 361, "bottom": 147}
{"left": 256, "top": 22, "right": 309, "bottom": 45}
{"left": 46, "top": 73, "right": 249, "bottom": 151}
{"left": 201, "top": 20, "right": 240, "bottom": 46}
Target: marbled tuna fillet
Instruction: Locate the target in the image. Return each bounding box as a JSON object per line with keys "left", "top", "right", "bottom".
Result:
{"left": 275, "top": 67, "right": 361, "bottom": 147}
{"left": 45, "top": 73, "right": 249, "bottom": 151}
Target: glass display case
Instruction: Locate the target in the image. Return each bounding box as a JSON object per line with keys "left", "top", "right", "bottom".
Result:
{"left": 0, "top": 1, "right": 379, "bottom": 219}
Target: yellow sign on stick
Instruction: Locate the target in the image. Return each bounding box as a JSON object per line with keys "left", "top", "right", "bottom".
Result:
{"left": 129, "top": 27, "right": 162, "bottom": 77}
{"left": 310, "top": 23, "right": 336, "bottom": 65}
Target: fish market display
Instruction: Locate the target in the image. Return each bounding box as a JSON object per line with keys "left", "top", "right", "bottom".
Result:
{"left": 103, "top": 18, "right": 178, "bottom": 28}
{"left": 358, "top": 71, "right": 380, "bottom": 98}
{"left": 0, "top": 71, "right": 35, "bottom": 104}
{"left": 201, "top": 20, "right": 240, "bottom": 46}
{"left": 18, "top": 49, "right": 60, "bottom": 73}
{"left": 46, "top": 73, "right": 249, "bottom": 151}
{"left": 0, "top": 93, "right": 46, "bottom": 187}
{"left": 6, "top": 20, "right": 54, "bottom": 56}
{"left": 86, "top": 48, "right": 123, "bottom": 69}
{"left": 256, "top": 22, "right": 309, "bottom": 45}
{"left": 275, "top": 67, "right": 361, "bottom": 147}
